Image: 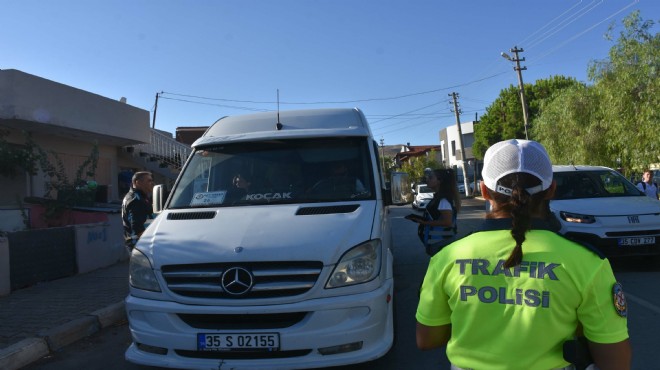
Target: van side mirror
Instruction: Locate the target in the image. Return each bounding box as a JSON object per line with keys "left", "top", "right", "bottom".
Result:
{"left": 388, "top": 172, "right": 413, "bottom": 206}
{"left": 153, "top": 184, "right": 164, "bottom": 213}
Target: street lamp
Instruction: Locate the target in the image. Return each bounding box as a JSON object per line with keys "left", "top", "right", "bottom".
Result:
{"left": 501, "top": 47, "right": 529, "bottom": 140}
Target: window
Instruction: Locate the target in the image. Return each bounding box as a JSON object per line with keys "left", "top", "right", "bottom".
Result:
{"left": 553, "top": 170, "right": 642, "bottom": 200}
{"left": 168, "top": 137, "right": 375, "bottom": 208}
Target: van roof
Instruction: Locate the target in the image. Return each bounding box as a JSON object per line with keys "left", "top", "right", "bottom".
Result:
{"left": 193, "top": 108, "right": 372, "bottom": 147}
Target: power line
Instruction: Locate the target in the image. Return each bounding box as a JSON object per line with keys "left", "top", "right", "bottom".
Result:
{"left": 517, "top": 0, "right": 587, "bottom": 47}
{"left": 373, "top": 117, "right": 439, "bottom": 136}
{"left": 371, "top": 108, "right": 482, "bottom": 136}
{"left": 531, "top": 0, "right": 640, "bottom": 64}
{"left": 525, "top": 0, "right": 604, "bottom": 50}
{"left": 372, "top": 2, "right": 640, "bottom": 142}
{"left": 158, "top": 96, "right": 270, "bottom": 112}
{"left": 469, "top": 0, "right": 614, "bottom": 87}
{"left": 368, "top": 101, "right": 445, "bottom": 125}
{"left": 367, "top": 112, "right": 453, "bottom": 118}
{"left": 456, "top": 3, "right": 592, "bottom": 93}
{"left": 159, "top": 71, "right": 508, "bottom": 107}
{"left": 372, "top": 110, "right": 455, "bottom": 131}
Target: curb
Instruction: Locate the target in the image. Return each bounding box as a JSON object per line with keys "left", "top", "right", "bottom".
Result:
{"left": 0, "top": 300, "right": 126, "bottom": 370}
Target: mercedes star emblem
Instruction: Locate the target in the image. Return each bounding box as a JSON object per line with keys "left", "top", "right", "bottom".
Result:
{"left": 221, "top": 267, "right": 254, "bottom": 295}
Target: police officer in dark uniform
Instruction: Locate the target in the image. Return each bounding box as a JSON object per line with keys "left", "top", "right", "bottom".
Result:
{"left": 122, "top": 171, "right": 154, "bottom": 249}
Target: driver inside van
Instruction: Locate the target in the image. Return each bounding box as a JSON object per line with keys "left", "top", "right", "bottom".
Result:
{"left": 312, "top": 162, "right": 366, "bottom": 195}
{"left": 227, "top": 173, "right": 251, "bottom": 201}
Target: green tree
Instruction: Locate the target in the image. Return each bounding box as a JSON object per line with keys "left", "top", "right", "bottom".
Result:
{"left": 473, "top": 76, "right": 582, "bottom": 159}
{"left": 587, "top": 10, "right": 659, "bottom": 171}
{"left": 399, "top": 150, "right": 441, "bottom": 184}
{"left": 534, "top": 11, "right": 658, "bottom": 172}
{"left": 381, "top": 155, "right": 396, "bottom": 181}
{"left": 532, "top": 84, "right": 610, "bottom": 165}
{"left": 0, "top": 130, "right": 41, "bottom": 178}
{"left": 473, "top": 86, "right": 522, "bottom": 159}
{"left": 0, "top": 132, "right": 100, "bottom": 224}
{"left": 35, "top": 142, "right": 100, "bottom": 222}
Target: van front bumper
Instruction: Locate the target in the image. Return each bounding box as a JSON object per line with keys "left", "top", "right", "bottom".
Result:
{"left": 125, "top": 278, "right": 394, "bottom": 370}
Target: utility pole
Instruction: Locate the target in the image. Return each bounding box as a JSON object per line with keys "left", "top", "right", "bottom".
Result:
{"left": 473, "top": 113, "right": 479, "bottom": 195}
{"left": 501, "top": 46, "right": 529, "bottom": 140}
{"left": 379, "top": 138, "right": 385, "bottom": 176}
{"left": 450, "top": 92, "right": 470, "bottom": 196}
{"left": 152, "top": 92, "right": 160, "bottom": 129}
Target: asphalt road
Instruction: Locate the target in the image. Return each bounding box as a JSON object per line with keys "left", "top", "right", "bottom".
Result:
{"left": 25, "top": 201, "right": 660, "bottom": 370}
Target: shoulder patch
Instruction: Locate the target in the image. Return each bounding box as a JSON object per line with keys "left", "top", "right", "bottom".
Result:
{"left": 612, "top": 282, "right": 627, "bottom": 318}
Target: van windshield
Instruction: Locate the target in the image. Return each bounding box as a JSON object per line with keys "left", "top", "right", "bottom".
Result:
{"left": 168, "top": 137, "right": 375, "bottom": 208}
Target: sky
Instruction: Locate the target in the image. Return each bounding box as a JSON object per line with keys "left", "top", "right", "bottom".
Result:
{"left": 3, "top": 0, "right": 658, "bottom": 146}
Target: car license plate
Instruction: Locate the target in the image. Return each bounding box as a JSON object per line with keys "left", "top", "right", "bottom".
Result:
{"left": 197, "top": 333, "right": 280, "bottom": 351}
{"left": 618, "top": 237, "right": 655, "bottom": 246}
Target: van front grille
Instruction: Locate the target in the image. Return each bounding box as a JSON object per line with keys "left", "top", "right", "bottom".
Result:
{"left": 175, "top": 349, "right": 312, "bottom": 359}
{"left": 161, "top": 261, "right": 323, "bottom": 299}
{"left": 605, "top": 229, "right": 660, "bottom": 237}
{"left": 178, "top": 312, "right": 307, "bottom": 329}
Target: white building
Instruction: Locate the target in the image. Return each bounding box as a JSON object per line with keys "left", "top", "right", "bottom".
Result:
{"left": 439, "top": 121, "right": 475, "bottom": 168}
{"left": 438, "top": 121, "right": 481, "bottom": 188}
{"left": 0, "top": 69, "right": 190, "bottom": 209}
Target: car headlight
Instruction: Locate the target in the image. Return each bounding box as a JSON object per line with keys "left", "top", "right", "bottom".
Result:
{"left": 129, "top": 249, "right": 162, "bottom": 292}
{"left": 559, "top": 211, "right": 596, "bottom": 224}
{"left": 326, "top": 240, "right": 381, "bottom": 288}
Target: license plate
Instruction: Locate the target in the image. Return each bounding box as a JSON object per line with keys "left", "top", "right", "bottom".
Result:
{"left": 618, "top": 237, "right": 655, "bottom": 246}
{"left": 197, "top": 333, "right": 280, "bottom": 351}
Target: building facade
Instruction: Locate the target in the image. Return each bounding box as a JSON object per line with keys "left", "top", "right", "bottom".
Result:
{"left": 0, "top": 69, "right": 151, "bottom": 206}
{"left": 439, "top": 121, "right": 481, "bottom": 191}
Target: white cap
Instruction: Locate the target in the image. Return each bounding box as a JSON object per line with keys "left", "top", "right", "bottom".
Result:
{"left": 482, "top": 139, "right": 553, "bottom": 196}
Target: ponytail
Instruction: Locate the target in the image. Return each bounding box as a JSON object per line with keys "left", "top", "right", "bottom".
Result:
{"left": 505, "top": 176, "right": 533, "bottom": 268}
{"left": 485, "top": 173, "right": 549, "bottom": 268}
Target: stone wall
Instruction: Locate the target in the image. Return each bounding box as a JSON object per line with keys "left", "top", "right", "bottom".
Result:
{"left": 0, "top": 213, "right": 127, "bottom": 296}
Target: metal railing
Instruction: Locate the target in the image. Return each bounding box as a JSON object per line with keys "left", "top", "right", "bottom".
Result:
{"left": 131, "top": 129, "right": 192, "bottom": 170}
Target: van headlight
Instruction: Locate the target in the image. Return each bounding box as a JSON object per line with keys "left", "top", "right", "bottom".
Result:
{"left": 326, "top": 240, "right": 381, "bottom": 288}
{"left": 129, "top": 249, "right": 162, "bottom": 292}
{"left": 560, "top": 211, "right": 596, "bottom": 224}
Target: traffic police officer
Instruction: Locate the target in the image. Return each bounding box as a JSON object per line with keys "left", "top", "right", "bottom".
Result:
{"left": 415, "top": 139, "right": 631, "bottom": 370}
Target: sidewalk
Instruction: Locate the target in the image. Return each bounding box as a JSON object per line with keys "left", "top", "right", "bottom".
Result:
{"left": 0, "top": 259, "right": 129, "bottom": 370}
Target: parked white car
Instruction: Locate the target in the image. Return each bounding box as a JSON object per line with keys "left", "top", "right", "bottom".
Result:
{"left": 457, "top": 181, "right": 477, "bottom": 195}
{"left": 550, "top": 165, "right": 660, "bottom": 258}
{"left": 412, "top": 183, "right": 434, "bottom": 209}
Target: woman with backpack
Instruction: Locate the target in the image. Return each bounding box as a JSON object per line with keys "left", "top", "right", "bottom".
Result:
{"left": 420, "top": 168, "right": 461, "bottom": 229}
{"left": 406, "top": 168, "right": 461, "bottom": 255}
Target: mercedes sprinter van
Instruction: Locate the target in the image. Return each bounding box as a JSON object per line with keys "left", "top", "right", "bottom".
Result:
{"left": 125, "top": 108, "right": 410, "bottom": 369}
